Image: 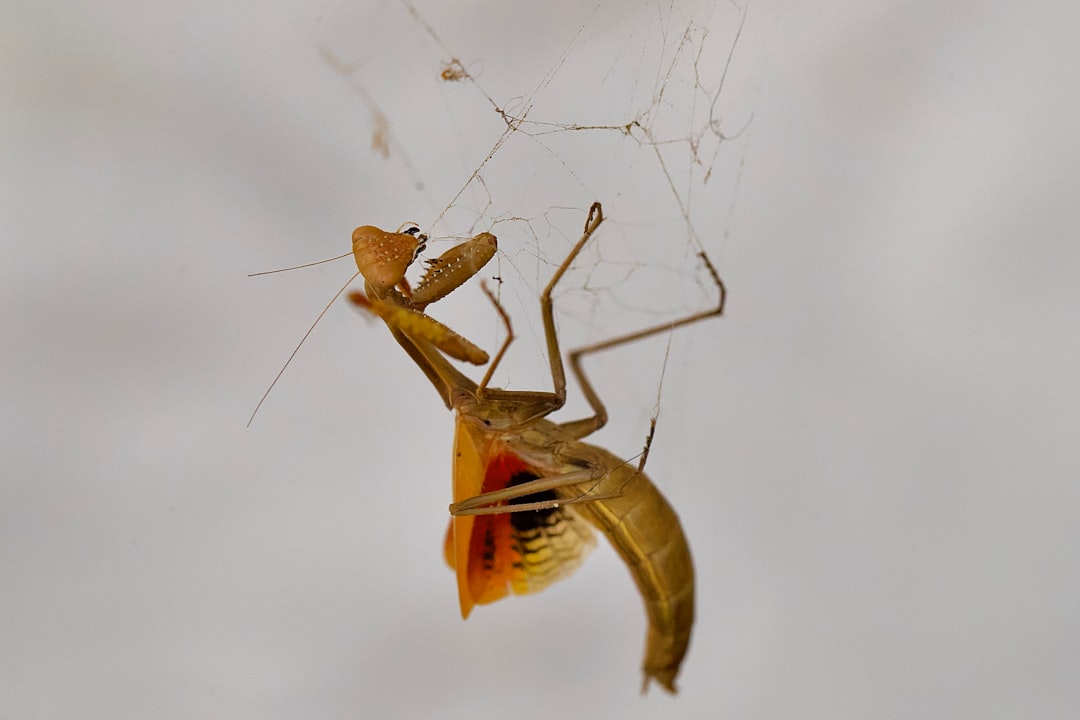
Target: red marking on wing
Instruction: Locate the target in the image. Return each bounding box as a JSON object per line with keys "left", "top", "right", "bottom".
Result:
{"left": 464, "top": 452, "right": 532, "bottom": 606}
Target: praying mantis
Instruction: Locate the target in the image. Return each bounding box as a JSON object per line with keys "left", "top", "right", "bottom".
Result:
{"left": 347, "top": 203, "right": 725, "bottom": 693}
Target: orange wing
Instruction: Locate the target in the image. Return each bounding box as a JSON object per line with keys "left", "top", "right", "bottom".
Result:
{"left": 447, "top": 415, "right": 595, "bottom": 618}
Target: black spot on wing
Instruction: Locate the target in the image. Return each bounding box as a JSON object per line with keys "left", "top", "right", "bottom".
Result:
{"left": 506, "top": 471, "right": 558, "bottom": 532}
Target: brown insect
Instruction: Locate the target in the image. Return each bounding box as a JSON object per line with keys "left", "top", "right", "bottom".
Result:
{"left": 348, "top": 203, "right": 726, "bottom": 692}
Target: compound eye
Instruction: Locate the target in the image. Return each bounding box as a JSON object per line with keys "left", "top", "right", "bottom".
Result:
{"left": 395, "top": 222, "right": 427, "bottom": 261}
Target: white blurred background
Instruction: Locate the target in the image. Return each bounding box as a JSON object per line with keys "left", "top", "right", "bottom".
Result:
{"left": 3, "top": 1, "right": 1079, "bottom": 718}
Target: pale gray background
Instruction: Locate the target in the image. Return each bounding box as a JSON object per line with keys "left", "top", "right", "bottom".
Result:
{"left": 3, "top": 1, "right": 1079, "bottom": 718}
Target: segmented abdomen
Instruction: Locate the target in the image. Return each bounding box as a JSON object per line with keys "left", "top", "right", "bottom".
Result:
{"left": 553, "top": 445, "right": 695, "bottom": 694}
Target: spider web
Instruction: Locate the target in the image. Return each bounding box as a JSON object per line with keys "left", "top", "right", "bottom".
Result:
{"left": 311, "top": 0, "right": 752, "bottom": 427}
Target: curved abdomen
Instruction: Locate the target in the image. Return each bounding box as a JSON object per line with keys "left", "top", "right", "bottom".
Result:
{"left": 556, "top": 446, "right": 695, "bottom": 694}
